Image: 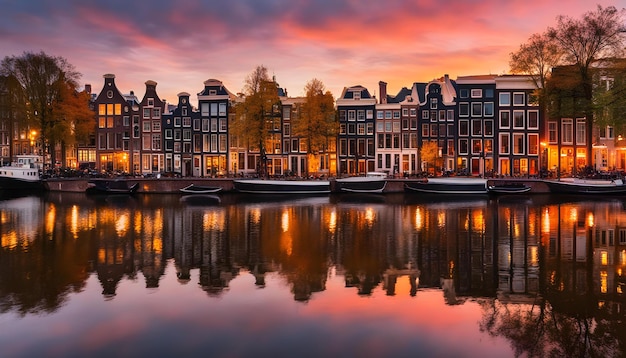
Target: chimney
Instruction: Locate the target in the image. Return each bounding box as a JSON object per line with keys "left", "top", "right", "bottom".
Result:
{"left": 379, "top": 81, "right": 387, "bottom": 104}
{"left": 85, "top": 84, "right": 91, "bottom": 94}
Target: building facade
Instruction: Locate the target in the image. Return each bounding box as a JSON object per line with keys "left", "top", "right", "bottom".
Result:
{"left": 336, "top": 85, "right": 377, "bottom": 175}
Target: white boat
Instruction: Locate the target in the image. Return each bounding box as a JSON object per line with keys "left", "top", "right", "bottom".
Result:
{"left": 335, "top": 172, "right": 387, "bottom": 193}
{"left": 543, "top": 178, "right": 626, "bottom": 194}
{"left": 0, "top": 155, "right": 44, "bottom": 191}
{"left": 233, "top": 179, "right": 330, "bottom": 194}
{"left": 404, "top": 177, "right": 488, "bottom": 194}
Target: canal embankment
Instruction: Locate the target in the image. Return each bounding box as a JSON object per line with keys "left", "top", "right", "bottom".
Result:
{"left": 44, "top": 177, "right": 551, "bottom": 193}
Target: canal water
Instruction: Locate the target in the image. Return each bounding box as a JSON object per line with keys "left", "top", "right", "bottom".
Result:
{"left": 0, "top": 191, "right": 623, "bottom": 357}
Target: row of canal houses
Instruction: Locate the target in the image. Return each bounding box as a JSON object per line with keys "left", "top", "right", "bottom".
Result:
{"left": 88, "top": 72, "right": 612, "bottom": 178}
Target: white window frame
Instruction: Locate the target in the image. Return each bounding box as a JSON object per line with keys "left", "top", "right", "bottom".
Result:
{"left": 471, "top": 89, "right": 482, "bottom": 98}
{"left": 499, "top": 92, "right": 510, "bottom": 106}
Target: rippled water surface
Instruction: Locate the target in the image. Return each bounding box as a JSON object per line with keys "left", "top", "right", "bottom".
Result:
{"left": 0, "top": 192, "right": 624, "bottom": 357}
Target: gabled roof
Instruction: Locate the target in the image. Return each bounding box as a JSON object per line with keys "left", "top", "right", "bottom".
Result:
{"left": 386, "top": 87, "right": 412, "bottom": 104}
{"left": 415, "top": 74, "right": 457, "bottom": 106}
{"left": 198, "top": 78, "right": 235, "bottom": 99}
{"left": 338, "top": 85, "right": 374, "bottom": 100}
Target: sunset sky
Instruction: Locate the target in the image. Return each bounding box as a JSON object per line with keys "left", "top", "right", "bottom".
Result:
{"left": 0, "top": 1, "right": 620, "bottom": 106}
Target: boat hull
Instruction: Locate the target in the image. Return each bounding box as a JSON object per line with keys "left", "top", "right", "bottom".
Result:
{"left": 543, "top": 179, "right": 626, "bottom": 194}
{"left": 0, "top": 176, "right": 44, "bottom": 191}
{"left": 405, "top": 178, "right": 488, "bottom": 194}
{"left": 487, "top": 183, "right": 531, "bottom": 194}
{"left": 179, "top": 184, "right": 223, "bottom": 194}
{"left": 335, "top": 177, "right": 387, "bottom": 193}
{"left": 86, "top": 180, "right": 139, "bottom": 195}
{"left": 233, "top": 179, "right": 330, "bottom": 194}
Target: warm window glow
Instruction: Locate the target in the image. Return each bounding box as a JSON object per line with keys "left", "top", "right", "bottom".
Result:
{"left": 601, "top": 251, "right": 608, "bottom": 266}
{"left": 600, "top": 271, "right": 608, "bottom": 293}
{"left": 587, "top": 213, "right": 594, "bottom": 228}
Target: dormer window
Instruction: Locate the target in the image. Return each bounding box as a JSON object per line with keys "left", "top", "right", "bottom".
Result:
{"left": 353, "top": 91, "right": 361, "bottom": 100}
{"left": 209, "top": 90, "right": 217, "bottom": 95}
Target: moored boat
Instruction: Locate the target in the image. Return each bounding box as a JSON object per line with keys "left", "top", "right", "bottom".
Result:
{"left": 487, "top": 182, "right": 531, "bottom": 194}
{"left": 404, "top": 177, "right": 488, "bottom": 194}
{"left": 179, "top": 183, "right": 223, "bottom": 194}
{"left": 233, "top": 179, "right": 330, "bottom": 194}
{"left": 335, "top": 172, "right": 387, "bottom": 193}
{"left": 0, "top": 155, "right": 44, "bottom": 191}
{"left": 86, "top": 180, "right": 139, "bottom": 195}
{"left": 543, "top": 178, "right": 626, "bottom": 194}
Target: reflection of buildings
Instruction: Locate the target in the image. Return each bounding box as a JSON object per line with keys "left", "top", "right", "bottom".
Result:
{"left": 412, "top": 199, "right": 497, "bottom": 300}
{"left": 6, "top": 193, "right": 626, "bottom": 314}
{"left": 496, "top": 201, "right": 541, "bottom": 298}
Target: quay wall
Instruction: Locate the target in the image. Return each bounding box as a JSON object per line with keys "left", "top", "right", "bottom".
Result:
{"left": 44, "top": 177, "right": 551, "bottom": 194}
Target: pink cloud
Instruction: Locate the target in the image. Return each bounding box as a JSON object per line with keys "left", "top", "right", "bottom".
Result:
{"left": 0, "top": 0, "right": 620, "bottom": 104}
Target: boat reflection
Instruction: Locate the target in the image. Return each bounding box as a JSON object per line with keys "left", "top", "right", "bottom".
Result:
{"left": 0, "top": 193, "right": 625, "bottom": 356}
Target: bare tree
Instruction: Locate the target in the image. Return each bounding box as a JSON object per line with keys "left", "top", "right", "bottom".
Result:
{"left": 0, "top": 51, "right": 88, "bottom": 166}
{"left": 547, "top": 5, "right": 626, "bottom": 165}
{"left": 510, "top": 31, "right": 563, "bottom": 120}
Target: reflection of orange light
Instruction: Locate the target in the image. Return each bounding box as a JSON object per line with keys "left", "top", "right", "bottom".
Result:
{"left": 472, "top": 210, "right": 484, "bottom": 233}
{"left": 203, "top": 211, "right": 224, "bottom": 231}
{"left": 542, "top": 208, "right": 550, "bottom": 234}
{"left": 365, "top": 207, "right": 375, "bottom": 225}
{"left": 70, "top": 205, "right": 79, "bottom": 238}
{"left": 587, "top": 213, "right": 594, "bottom": 228}
{"left": 250, "top": 208, "right": 261, "bottom": 224}
{"left": 328, "top": 210, "right": 337, "bottom": 234}
{"left": 281, "top": 210, "right": 289, "bottom": 232}
{"left": 98, "top": 248, "right": 106, "bottom": 264}
{"left": 529, "top": 246, "right": 538, "bottom": 266}
{"left": 46, "top": 204, "right": 56, "bottom": 235}
{"left": 153, "top": 238, "right": 163, "bottom": 254}
{"left": 414, "top": 208, "right": 423, "bottom": 230}
{"left": 438, "top": 211, "right": 445, "bottom": 228}
{"left": 1, "top": 231, "right": 18, "bottom": 249}
{"left": 116, "top": 213, "right": 129, "bottom": 237}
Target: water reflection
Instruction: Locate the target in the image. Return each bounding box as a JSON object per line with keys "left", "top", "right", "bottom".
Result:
{"left": 1, "top": 192, "right": 625, "bottom": 356}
